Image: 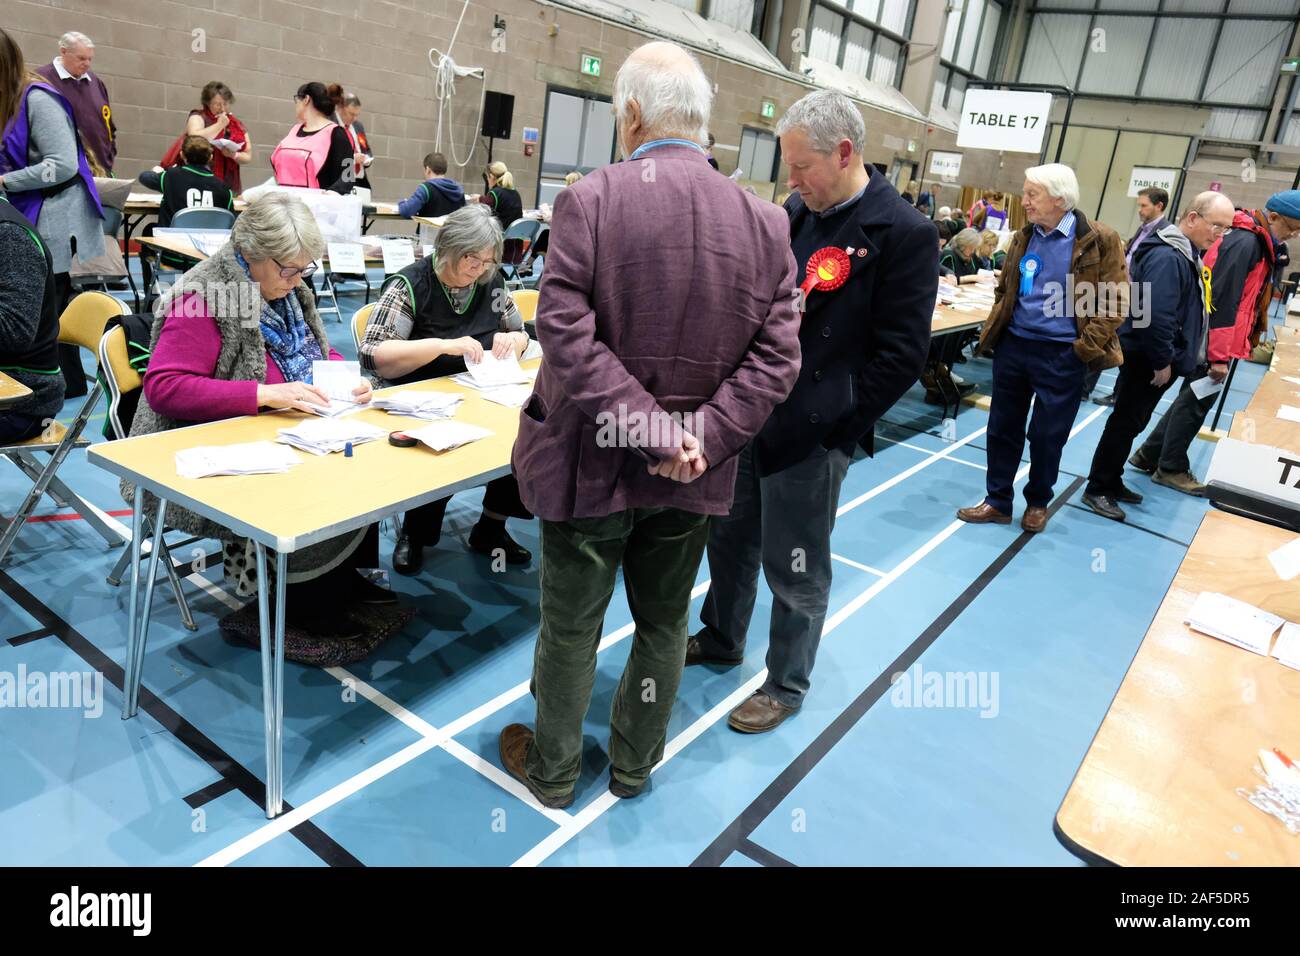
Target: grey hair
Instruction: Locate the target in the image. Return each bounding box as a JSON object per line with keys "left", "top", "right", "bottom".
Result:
{"left": 434, "top": 205, "right": 503, "bottom": 285}
{"left": 231, "top": 193, "right": 325, "bottom": 264}
{"left": 59, "top": 31, "right": 94, "bottom": 50}
{"left": 952, "top": 227, "right": 980, "bottom": 251}
{"left": 1186, "top": 190, "right": 1233, "bottom": 219}
{"left": 1024, "top": 163, "right": 1080, "bottom": 211}
{"left": 775, "top": 89, "right": 865, "bottom": 155}
{"left": 613, "top": 41, "right": 712, "bottom": 142}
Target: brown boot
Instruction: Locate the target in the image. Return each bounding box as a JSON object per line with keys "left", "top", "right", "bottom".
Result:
{"left": 1021, "top": 506, "right": 1048, "bottom": 533}
{"left": 498, "top": 724, "right": 574, "bottom": 809}
{"left": 956, "top": 502, "right": 1012, "bottom": 525}
{"left": 727, "top": 691, "right": 799, "bottom": 734}
{"left": 1152, "top": 468, "right": 1205, "bottom": 497}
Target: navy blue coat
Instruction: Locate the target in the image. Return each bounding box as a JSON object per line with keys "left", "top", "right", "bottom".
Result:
{"left": 1121, "top": 220, "right": 1205, "bottom": 377}
{"left": 756, "top": 169, "right": 936, "bottom": 476}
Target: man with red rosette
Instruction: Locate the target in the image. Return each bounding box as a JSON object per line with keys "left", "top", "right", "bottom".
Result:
{"left": 689, "top": 89, "right": 936, "bottom": 734}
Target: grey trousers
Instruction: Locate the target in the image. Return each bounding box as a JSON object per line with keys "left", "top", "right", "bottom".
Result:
{"left": 698, "top": 440, "right": 851, "bottom": 708}
{"left": 1137, "top": 373, "right": 1218, "bottom": 474}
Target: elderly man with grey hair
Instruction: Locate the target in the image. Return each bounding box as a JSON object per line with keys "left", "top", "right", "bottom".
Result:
{"left": 360, "top": 203, "right": 534, "bottom": 573}
{"left": 498, "top": 40, "right": 802, "bottom": 806}
{"left": 958, "top": 163, "right": 1128, "bottom": 533}
{"left": 36, "top": 31, "right": 116, "bottom": 173}
{"left": 688, "top": 89, "right": 936, "bottom": 734}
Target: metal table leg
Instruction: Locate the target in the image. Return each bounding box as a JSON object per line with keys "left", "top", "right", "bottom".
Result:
{"left": 255, "top": 543, "right": 288, "bottom": 818}
{"left": 123, "top": 497, "right": 166, "bottom": 718}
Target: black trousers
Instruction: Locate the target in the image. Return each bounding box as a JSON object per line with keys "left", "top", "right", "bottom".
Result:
{"left": 1086, "top": 351, "right": 1175, "bottom": 496}
{"left": 400, "top": 475, "right": 530, "bottom": 546}
{"left": 53, "top": 272, "right": 88, "bottom": 399}
{"left": 286, "top": 524, "right": 380, "bottom": 621}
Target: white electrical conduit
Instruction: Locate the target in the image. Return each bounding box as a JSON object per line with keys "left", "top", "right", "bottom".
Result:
{"left": 427, "top": 0, "right": 488, "bottom": 169}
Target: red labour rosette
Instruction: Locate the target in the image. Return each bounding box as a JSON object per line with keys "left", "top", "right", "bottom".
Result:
{"left": 799, "top": 246, "right": 853, "bottom": 297}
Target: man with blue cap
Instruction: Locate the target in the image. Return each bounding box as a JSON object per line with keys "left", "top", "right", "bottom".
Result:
{"left": 1130, "top": 189, "right": 1300, "bottom": 495}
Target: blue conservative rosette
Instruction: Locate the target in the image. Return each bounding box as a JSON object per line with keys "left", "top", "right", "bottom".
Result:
{"left": 1019, "top": 252, "right": 1042, "bottom": 297}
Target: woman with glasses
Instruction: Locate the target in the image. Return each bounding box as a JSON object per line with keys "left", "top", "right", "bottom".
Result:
{"left": 269, "top": 81, "right": 355, "bottom": 193}
{"left": 123, "top": 193, "right": 405, "bottom": 666}
{"left": 360, "top": 204, "right": 534, "bottom": 575}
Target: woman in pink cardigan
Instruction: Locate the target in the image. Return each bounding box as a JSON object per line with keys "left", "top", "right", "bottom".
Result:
{"left": 126, "top": 194, "right": 408, "bottom": 666}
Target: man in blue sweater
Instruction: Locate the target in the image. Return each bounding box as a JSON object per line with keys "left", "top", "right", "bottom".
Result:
{"left": 1082, "top": 190, "right": 1236, "bottom": 521}
{"left": 398, "top": 152, "right": 466, "bottom": 219}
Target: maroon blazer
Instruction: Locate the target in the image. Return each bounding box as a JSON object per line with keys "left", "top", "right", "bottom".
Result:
{"left": 512, "top": 144, "right": 802, "bottom": 521}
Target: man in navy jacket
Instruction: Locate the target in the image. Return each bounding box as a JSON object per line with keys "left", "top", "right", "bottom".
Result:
{"left": 689, "top": 89, "right": 935, "bottom": 734}
{"left": 1082, "top": 191, "right": 1236, "bottom": 520}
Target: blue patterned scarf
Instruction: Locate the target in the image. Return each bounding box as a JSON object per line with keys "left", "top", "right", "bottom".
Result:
{"left": 236, "top": 251, "right": 322, "bottom": 383}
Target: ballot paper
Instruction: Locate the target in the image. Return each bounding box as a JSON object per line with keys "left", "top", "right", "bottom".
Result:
{"left": 462, "top": 352, "right": 530, "bottom": 387}
{"left": 1189, "top": 375, "right": 1224, "bottom": 400}
{"left": 1278, "top": 405, "right": 1300, "bottom": 424}
{"left": 175, "top": 441, "right": 302, "bottom": 479}
{"left": 1268, "top": 536, "right": 1300, "bottom": 582}
{"left": 406, "top": 420, "right": 493, "bottom": 451}
{"left": 304, "top": 398, "right": 361, "bottom": 418}
{"left": 1284, "top": 376, "right": 1300, "bottom": 386}
{"left": 1184, "top": 591, "right": 1284, "bottom": 655}
{"left": 371, "top": 390, "right": 463, "bottom": 420}
{"left": 312, "top": 361, "right": 363, "bottom": 403}
{"left": 1272, "top": 622, "right": 1300, "bottom": 671}
{"left": 276, "top": 417, "right": 385, "bottom": 455}
{"left": 211, "top": 137, "right": 240, "bottom": 155}
{"left": 478, "top": 384, "right": 533, "bottom": 408}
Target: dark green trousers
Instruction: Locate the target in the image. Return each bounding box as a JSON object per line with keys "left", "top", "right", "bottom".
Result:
{"left": 525, "top": 507, "right": 710, "bottom": 797}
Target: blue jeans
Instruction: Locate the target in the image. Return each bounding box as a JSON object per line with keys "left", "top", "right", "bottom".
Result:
{"left": 985, "top": 331, "right": 1087, "bottom": 513}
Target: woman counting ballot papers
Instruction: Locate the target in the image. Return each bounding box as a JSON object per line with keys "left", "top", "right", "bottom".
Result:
{"left": 122, "top": 194, "right": 413, "bottom": 667}
{"left": 359, "top": 204, "right": 534, "bottom": 575}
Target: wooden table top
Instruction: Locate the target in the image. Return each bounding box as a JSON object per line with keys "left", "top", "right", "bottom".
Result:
{"left": 138, "top": 234, "right": 388, "bottom": 266}
{"left": 1055, "top": 508, "right": 1300, "bottom": 866}
{"left": 88, "top": 365, "right": 538, "bottom": 553}
{"left": 0, "top": 370, "right": 33, "bottom": 408}
{"left": 1229, "top": 336, "right": 1300, "bottom": 451}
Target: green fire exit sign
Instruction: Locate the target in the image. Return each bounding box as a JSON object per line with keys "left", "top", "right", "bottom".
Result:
{"left": 761, "top": 99, "right": 776, "bottom": 119}
{"left": 1282, "top": 57, "right": 1299, "bottom": 74}
{"left": 581, "top": 54, "right": 601, "bottom": 77}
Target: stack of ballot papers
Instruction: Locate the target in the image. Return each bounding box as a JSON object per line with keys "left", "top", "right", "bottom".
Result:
{"left": 477, "top": 384, "right": 533, "bottom": 408}
{"left": 1184, "top": 591, "right": 1284, "bottom": 655}
{"left": 176, "top": 441, "right": 302, "bottom": 478}
{"left": 276, "top": 417, "right": 386, "bottom": 455}
{"left": 313, "top": 360, "right": 364, "bottom": 401}
{"left": 304, "top": 399, "right": 361, "bottom": 417}
{"left": 453, "top": 352, "right": 531, "bottom": 389}
{"left": 405, "top": 421, "right": 493, "bottom": 451}
{"left": 1273, "top": 622, "right": 1300, "bottom": 671}
{"left": 371, "top": 391, "right": 463, "bottom": 419}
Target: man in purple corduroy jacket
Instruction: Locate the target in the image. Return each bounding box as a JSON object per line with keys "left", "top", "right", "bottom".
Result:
{"left": 498, "top": 40, "right": 803, "bottom": 809}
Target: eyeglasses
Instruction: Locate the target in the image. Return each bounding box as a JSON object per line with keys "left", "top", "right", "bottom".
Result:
{"left": 272, "top": 257, "right": 317, "bottom": 279}
{"left": 461, "top": 253, "right": 497, "bottom": 270}
{"left": 1208, "top": 221, "right": 1233, "bottom": 236}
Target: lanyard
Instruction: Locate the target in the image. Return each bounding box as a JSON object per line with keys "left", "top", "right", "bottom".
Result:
{"left": 629, "top": 138, "right": 705, "bottom": 161}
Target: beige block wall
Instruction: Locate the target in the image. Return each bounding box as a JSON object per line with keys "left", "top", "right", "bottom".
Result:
{"left": 11, "top": 0, "right": 1030, "bottom": 207}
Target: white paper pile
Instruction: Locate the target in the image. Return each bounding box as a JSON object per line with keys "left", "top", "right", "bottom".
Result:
{"left": 456, "top": 352, "right": 530, "bottom": 388}
{"left": 303, "top": 398, "right": 361, "bottom": 418}
{"left": 1184, "top": 591, "right": 1284, "bottom": 655}
{"left": 477, "top": 384, "right": 533, "bottom": 408}
{"left": 372, "top": 390, "right": 463, "bottom": 420}
{"left": 312, "top": 361, "right": 364, "bottom": 402}
{"left": 176, "top": 441, "right": 302, "bottom": 479}
{"left": 1272, "top": 622, "right": 1300, "bottom": 671}
{"left": 276, "top": 417, "right": 385, "bottom": 455}
{"left": 406, "top": 420, "right": 493, "bottom": 451}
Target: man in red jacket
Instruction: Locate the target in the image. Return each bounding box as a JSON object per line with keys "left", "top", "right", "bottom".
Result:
{"left": 1131, "top": 190, "right": 1300, "bottom": 494}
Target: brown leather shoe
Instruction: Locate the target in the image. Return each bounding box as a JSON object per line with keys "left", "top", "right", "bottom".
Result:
{"left": 1021, "top": 506, "right": 1049, "bottom": 533}
{"left": 727, "top": 691, "right": 799, "bottom": 734}
{"left": 956, "top": 502, "right": 1012, "bottom": 525}
{"left": 685, "top": 632, "right": 743, "bottom": 667}
{"left": 498, "top": 723, "right": 574, "bottom": 809}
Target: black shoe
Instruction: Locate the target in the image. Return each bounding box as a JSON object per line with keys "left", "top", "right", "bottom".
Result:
{"left": 1092, "top": 392, "right": 1117, "bottom": 407}
{"left": 1115, "top": 483, "right": 1144, "bottom": 505}
{"left": 352, "top": 570, "right": 398, "bottom": 605}
{"left": 468, "top": 521, "right": 531, "bottom": 565}
{"left": 609, "top": 770, "right": 647, "bottom": 799}
{"left": 684, "top": 632, "right": 743, "bottom": 667}
{"left": 955, "top": 381, "right": 976, "bottom": 396}
{"left": 392, "top": 534, "right": 424, "bottom": 576}
{"left": 287, "top": 608, "right": 364, "bottom": 641}
{"left": 1127, "top": 448, "right": 1156, "bottom": 474}
{"left": 1081, "top": 491, "right": 1126, "bottom": 522}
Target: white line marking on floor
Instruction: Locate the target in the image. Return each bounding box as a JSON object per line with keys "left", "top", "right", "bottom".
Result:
{"left": 830, "top": 554, "right": 887, "bottom": 576}
{"left": 440, "top": 736, "right": 573, "bottom": 825}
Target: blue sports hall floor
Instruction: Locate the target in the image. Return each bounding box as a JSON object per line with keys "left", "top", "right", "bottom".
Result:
{"left": 0, "top": 275, "right": 1273, "bottom": 867}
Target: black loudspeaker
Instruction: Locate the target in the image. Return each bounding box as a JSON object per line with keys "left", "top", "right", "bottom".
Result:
{"left": 481, "top": 91, "right": 514, "bottom": 139}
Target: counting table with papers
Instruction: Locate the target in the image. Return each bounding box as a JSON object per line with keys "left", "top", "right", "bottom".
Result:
{"left": 88, "top": 358, "right": 540, "bottom": 818}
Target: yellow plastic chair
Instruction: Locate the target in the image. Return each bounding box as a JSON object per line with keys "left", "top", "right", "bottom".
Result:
{"left": 351, "top": 302, "right": 377, "bottom": 355}
{"left": 511, "top": 288, "right": 539, "bottom": 325}
{"left": 0, "top": 291, "right": 129, "bottom": 564}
